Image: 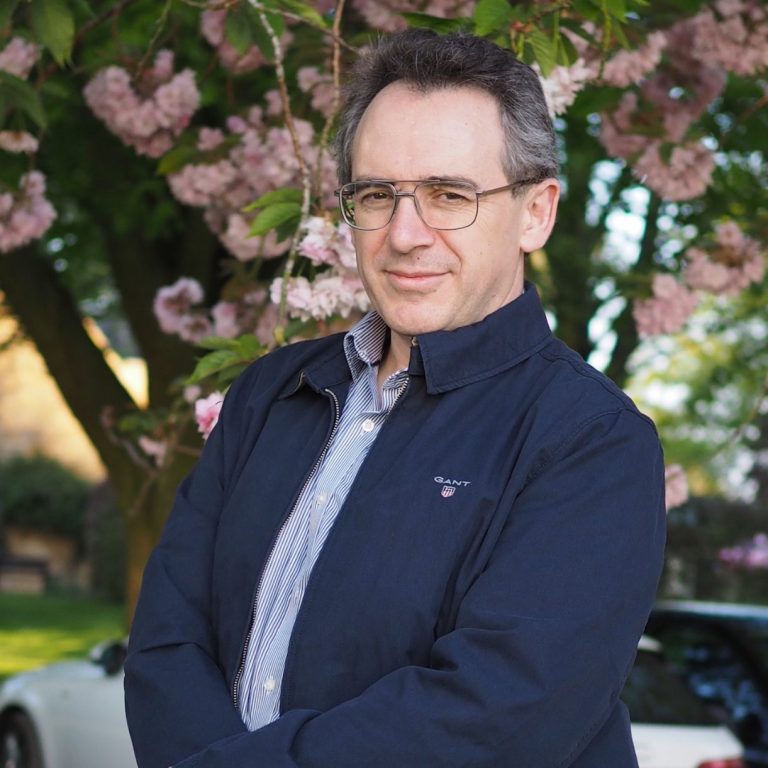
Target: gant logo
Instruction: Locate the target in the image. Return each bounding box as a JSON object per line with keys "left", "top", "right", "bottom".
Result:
{"left": 435, "top": 476, "right": 471, "bottom": 497}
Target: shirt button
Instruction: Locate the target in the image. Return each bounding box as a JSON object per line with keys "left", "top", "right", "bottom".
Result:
{"left": 263, "top": 677, "right": 276, "bottom": 694}
{"left": 316, "top": 492, "right": 327, "bottom": 505}
{"left": 362, "top": 418, "right": 375, "bottom": 433}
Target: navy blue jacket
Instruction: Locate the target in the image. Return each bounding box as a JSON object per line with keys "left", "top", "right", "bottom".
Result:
{"left": 125, "top": 284, "right": 666, "bottom": 768}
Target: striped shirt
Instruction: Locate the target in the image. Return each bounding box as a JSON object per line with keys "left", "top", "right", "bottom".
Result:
{"left": 237, "top": 311, "right": 409, "bottom": 731}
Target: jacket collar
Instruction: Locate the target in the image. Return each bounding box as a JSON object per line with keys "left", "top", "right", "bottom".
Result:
{"left": 408, "top": 281, "right": 552, "bottom": 394}
{"left": 285, "top": 281, "right": 552, "bottom": 396}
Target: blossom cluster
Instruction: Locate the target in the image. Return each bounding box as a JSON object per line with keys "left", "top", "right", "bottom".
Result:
{"left": 83, "top": 50, "right": 200, "bottom": 158}
{"left": 168, "top": 109, "right": 336, "bottom": 261}
{"left": 633, "top": 274, "right": 699, "bottom": 338}
{"left": 690, "top": 0, "right": 768, "bottom": 76}
{"left": 593, "top": 2, "right": 768, "bottom": 201}
{"left": 0, "top": 171, "right": 57, "bottom": 254}
{"left": 683, "top": 221, "right": 765, "bottom": 296}
{"left": 270, "top": 217, "right": 368, "bottom": 322}
{"left": 720, "top": 532, "right": 768, "bottom": 570}
{"left": 0, "top": 131, "right": 39, "bottom": 154}
{"left": 200, "top": 9, "right": 269, "bottom": 75}
{"left": 350, "top": 0, "right": 476, "bottom": 32}
{"left": 153, "top": 276, "right": 279, "bottom": 345}
{"left": 633, "top": 221, "right": 765, "bottom": 337}
{"left": 0, "top": 36, "right": 39, "bottom": 78}
{"left": 195, "top": 391, "right": 225, "bottom": 440}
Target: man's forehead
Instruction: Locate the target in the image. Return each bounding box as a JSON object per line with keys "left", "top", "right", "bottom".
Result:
{"left": 350, "top": 83, "right": 506, "bottom": 179}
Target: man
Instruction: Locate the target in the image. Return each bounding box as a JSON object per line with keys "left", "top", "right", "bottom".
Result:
{"left": 125, "top": 29, "right": 666, "bottom": 768}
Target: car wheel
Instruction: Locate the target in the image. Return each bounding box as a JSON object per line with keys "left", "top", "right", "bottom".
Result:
{"left": 0, "top": 711, "right": 44, "bottom": 768}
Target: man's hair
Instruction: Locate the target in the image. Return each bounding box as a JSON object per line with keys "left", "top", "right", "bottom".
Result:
{"left": 333, "top": 28, "right": 558, "bottom": 186}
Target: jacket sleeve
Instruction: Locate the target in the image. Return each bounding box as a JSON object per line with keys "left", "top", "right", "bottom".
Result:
{"left": 124, "top": 374, "right": 253, "bottom": 768}
{"left": 165, "top": 408, "right": 667, "bottom": 768}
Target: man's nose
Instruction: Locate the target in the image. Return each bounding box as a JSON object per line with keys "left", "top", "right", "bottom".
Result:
{"left": 387, "top": 192, "right": 436, "bottom": 253}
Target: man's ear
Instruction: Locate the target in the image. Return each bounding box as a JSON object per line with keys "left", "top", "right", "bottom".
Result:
{"left": 519, "top": 179, "right": 560, "bottom": 254}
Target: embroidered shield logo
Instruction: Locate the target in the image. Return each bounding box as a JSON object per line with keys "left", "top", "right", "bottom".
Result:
{"left": 441, "top": 485, "right": 455, "bottom": 498}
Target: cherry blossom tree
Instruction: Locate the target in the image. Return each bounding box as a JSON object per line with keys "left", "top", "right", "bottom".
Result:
{"left": 0, "top": 0, "right": 766, "bottom": 613}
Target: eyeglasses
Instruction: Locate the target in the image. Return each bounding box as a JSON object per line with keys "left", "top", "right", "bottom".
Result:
{"left": 336, "top": 177, "right": 541, "bottom": 231}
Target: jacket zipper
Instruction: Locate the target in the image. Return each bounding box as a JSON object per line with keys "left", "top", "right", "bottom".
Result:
{"left": 231, "top": 387, "right": 342, "bottom": 710}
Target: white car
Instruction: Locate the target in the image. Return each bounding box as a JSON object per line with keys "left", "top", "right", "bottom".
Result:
{"left": 0, "top": 636, "right": 746, "bottom": 768}
{"left": 626, "top": 636, "right": 745, "bottom": 768}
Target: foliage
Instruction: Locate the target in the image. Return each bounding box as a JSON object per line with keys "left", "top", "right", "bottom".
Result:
{"left": 0, "top": 455, "right": 91, "bottom": 540}
{"left": 0, "top": 592, "right": 125, "bottom": 683}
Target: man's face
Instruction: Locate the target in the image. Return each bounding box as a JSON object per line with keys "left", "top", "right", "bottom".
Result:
{"left": 350, "top": 82, "right": 553, "bottom": 341}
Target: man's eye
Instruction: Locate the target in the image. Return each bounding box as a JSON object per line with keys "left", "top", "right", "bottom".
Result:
{"left": 358, "top": 188, "right": 393, "bottom": 205}
{"left": 429, "top": 185, "right": 474, "bottom": 204}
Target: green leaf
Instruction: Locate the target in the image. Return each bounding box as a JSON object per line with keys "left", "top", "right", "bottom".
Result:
{"left": 526, "top": 28, "right": 558, "bottom": 76}
{"left": 473, "top": 0, "right": 512, "bottom": 37}
{"left": 0, "top": 72, "right": 47, "bottom": 129}
{"left": 233, "top": 334, "right": 264, "bottom": 359}
{"left": 243, "top": 187, "right": 303, "bottom": 211}
{"left": 276, "top": 0, "right": 327, "bottom": 28}
{"left": 186, "top": 349, "right": 242, "bottom": 384}
{"left": 248, "top": 201, "right": 301, "bottom": 236}
{"left": 225, "top": 5, "right": 254, "bottom": 56}
{"left": 156, "top": 143, "right": 203, "bottom": 175}
{"left": 601, "top": 0, "right": 628, "bottom": 21}
{"left": 0, "top": 0, "right": 20, "bottom": 30}
{"left": 67, "top": 0, "right": 94, "bottom": 19}
{"left": 401, "top": 12, "right": 469, "bottom": 33}
{"left": 30, "top": 0, "right": 75, "bottom": 66}
{"left": 196, "top": 336, "right": 239, "bottom": 351}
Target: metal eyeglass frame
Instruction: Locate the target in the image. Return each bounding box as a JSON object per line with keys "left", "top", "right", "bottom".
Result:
{"left": 336, "top": 177, "right": 543, "bottom": 231}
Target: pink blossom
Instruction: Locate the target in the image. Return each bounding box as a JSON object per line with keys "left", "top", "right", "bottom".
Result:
{"left": 178, "top": 312, "right": 213, "bottom": 344}
{"left": 720, "top": 533, "right": 768, "bottom": 570}
{"left": 297, "top": 66, "right": 337, "bottom": 118}
{"left": 195, "top": 391, "right": 225, "bottom": 440}
{"left": 602, "top": 31, "right": 667, "bottom": 87}
{"left": 599, "top": 93, "right": 651, "bottom": 160}
{"left": 153, "top": 277, "right": 205, "bottom": 334}
{"left": 664, "top": 464, "right": 689, "bottom": 511}
{"left": 537, "top": 59, "right": 598, "bottom": 118}
{"left": 0, "top": 37, "right": 40, "bottom": 79}
{"left": 83, "top": 50, "right": 200, "bottom": 158}
{"left": 683, "top": 222, "right": 765, "bottom": 295}
{"left": 0, "top": 171, "right": 57, "bottom": 253}
{"left": 211, "top": 301, "right": 241, "bottom": 338}
{"left": 183, "top": 384, "right": 202, "bottom": 403}
{"left": 633, "top": 142, "right": 715, "bottom": 201}
{"left": 297, "top": 217, "right": 358, "bottom": 271}
{"left": 138, "top": 435, "right": 168, "bottom": 467}
{"left": 633, "top": 274, "right": 699, "bottom": 337}
{"left": 197, "top": 127, "right": 225, "bottom": 151}
{"left": 690, "top": 2, "right": 768, "bottom": 76}
{"left": 270, "top": 272, "right": 368, "bottom": 322}
{"left": 200, "top": 9, "right": 273, "bottom": 75}
{"left": 350, "top": 0, "right": 476, "bottom": 32}
{"left": 0, "top": 131, "right": 39, "bottom": 154}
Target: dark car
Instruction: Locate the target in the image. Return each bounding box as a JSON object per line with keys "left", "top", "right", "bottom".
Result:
{"left": 647, "top": 600, "right": 768, "bottom": 767}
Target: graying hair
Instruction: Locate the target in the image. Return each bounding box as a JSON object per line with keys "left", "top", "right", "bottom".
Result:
{"left": 333, "top": 29, "right": 558, "bottom": 187}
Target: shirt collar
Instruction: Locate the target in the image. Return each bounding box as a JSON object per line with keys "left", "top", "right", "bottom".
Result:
{"left": 343, "top": 311, "right": 389, "bottom": 382}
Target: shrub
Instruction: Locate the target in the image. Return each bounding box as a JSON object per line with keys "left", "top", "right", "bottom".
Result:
{"left": 0, "top": 455, "right": 90, "bottom": 542}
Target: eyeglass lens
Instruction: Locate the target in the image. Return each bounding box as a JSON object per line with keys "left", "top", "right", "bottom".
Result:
{"left": 339, "top": 181, "right": 478, "bottom": 231}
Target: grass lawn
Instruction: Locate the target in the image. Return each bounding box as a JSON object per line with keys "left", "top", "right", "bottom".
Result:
{"left": 0, "top": 592, "right": 126, "bottom": 683}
